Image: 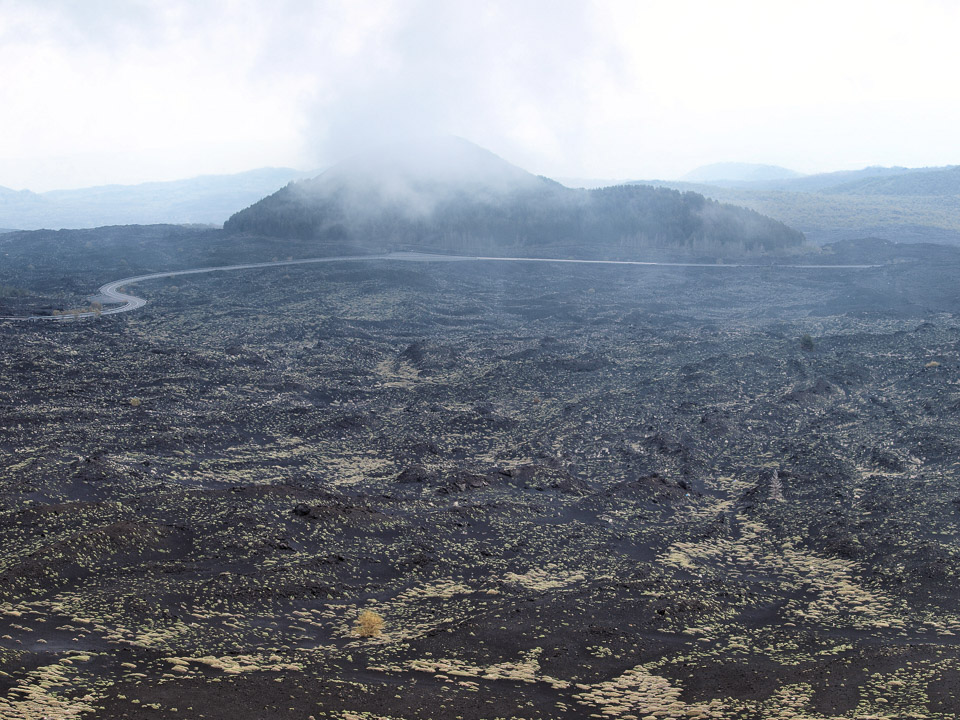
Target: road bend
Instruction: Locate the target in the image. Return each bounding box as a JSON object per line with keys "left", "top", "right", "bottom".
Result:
{"left": 0, "top": 251, "right": 881, "bottom": 322}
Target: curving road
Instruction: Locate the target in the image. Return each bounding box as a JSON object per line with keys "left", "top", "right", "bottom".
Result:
{"left": 0, "top": 251, "right": 881, "bottom": 322}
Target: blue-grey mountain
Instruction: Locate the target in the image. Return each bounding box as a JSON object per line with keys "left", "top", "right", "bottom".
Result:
{"left": 0, "top": 168, "right": 315, "bottom": 230}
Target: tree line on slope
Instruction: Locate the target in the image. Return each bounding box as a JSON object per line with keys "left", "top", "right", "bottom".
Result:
{"left": 224, "top": 181, "right": 805, "bottom": 257}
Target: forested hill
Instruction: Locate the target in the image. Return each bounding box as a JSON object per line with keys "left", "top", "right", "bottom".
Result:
{"left": 224, "top": 137, "right": 804, "bottom": 257}
{"left": 824, "top": 165, "right": 960, "bottom": 196}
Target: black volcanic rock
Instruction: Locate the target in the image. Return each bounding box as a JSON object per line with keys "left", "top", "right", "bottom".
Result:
{"left": 396, "top": 465, "right": 436, "bottom": 484}
{"left": 399, "top": 340, "right": 459, "bottom": 371}
{"left": 5, "top": 236, "right": 960, "bottom": 719}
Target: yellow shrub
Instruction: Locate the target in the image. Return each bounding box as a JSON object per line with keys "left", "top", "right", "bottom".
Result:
{"left": 354, "top": 610, "right": 385, "bottom": 637}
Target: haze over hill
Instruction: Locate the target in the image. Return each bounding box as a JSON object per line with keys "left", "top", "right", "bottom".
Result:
{"left": 225, "top": 136, "right": 804, "bottom": 256}
{"left": 635, "top": 162, "right": 960, "bottom": 247}
{"left": 682, "top": 162, "right": 803, "bottom": 185}
{"left": 0, "top": 168, "right": 314, "bottom": 230}
{"left": 821, "top": 165, "right": 960, "bottom": 196}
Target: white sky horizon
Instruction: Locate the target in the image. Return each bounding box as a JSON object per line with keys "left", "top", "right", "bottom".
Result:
{"left": 2, "top": 150, "right": 952, "bottom": 195}
{"left": 2, "top": 0, "right": 959, "bottom": 192}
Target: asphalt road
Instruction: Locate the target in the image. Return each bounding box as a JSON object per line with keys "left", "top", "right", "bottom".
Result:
{"left": 0, "top": 251, "right": 880, "bottom": 322}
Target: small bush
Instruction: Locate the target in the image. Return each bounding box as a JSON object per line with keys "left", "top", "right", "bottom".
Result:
{"left": 799, "top": 333, "right": 815, "bottom": 351}
{"left": 0, "top": 284, "right": 29, "bottom": 298}
{"left": 354, "top": 610, "right": 384, "bottom": 637}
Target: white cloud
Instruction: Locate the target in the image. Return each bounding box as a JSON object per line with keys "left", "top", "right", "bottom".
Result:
{"left": 1, "top": 0, "right": 958, "bottom": 190}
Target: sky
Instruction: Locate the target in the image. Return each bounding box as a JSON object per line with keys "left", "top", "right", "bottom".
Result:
{"left": 2, "top": 0, "right": 960, "bottom": 191}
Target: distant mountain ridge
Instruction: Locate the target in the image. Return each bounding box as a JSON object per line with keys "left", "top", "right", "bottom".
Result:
{"left": 671, "top": 164, "right": 960, "bottom": 195}
{"left": 822, "top": 165, "right": 960, "bottom": 196}
{"left": 682, "top": 162, "right": 803, "bottom": 185}
{"left": 637, "top": 162, "right": 960, "bottom": 247}
{"left": 225, "top": 136, "right": 804, "bottom": 256}
{"left": 0, "top": 168, "right": 316, "bottom": 230}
